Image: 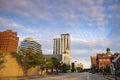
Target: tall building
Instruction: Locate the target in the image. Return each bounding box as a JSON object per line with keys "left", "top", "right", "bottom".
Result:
{"left": 0, "top": 30, "right": 19, "bottom": 53}
{"left": 53, "top": 33, "right": 70, "bottom": 65}
{"left": 91, "top": 56, "right": 97, "bottom": 68}
{"left": 53, "top": 38, "right": 61, "bottom": 55}
{"left": 19, "top": 37, "right": 42, "bottom": 52}
{"left": 61, "top": 33, "right": 70, "bottom": 54}
{"left": 61, "top": 33, "right": 70, "bottom": 65}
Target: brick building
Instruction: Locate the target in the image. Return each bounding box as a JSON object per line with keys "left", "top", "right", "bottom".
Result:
{"left": 97, "top": 53, "right": 111, "bottom": 69}
{"left": 91, "top": 52, "right": 120, "bottom": 71}
{"left": 91, "top": 56, "right": 97, "bottom": 68}
{"left": 0, "top": 30, "right": 19, "bottom": 53}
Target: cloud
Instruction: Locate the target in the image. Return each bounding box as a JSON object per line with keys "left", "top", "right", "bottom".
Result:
{"left": 108, "top": 4, "right": 120, "bottom": 10}
{"left": 0, "top": 0, "right": 53, "bottom": 21}
{"left": 0, "top": 17, "right": 24, "bottom": 29}
{"left": 72, "top": 39, "right": 108, "bottom": 49}
{"left": 0, "top": 0, "right": 107, "bottom": 30}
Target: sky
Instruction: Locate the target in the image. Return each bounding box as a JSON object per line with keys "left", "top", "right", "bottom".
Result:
{"left": 0, "top": 0, "right": 120, "bottom": 68}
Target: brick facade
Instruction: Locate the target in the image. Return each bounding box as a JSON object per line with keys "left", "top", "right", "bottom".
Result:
{"left": 91, "top": 56, "right": 97, "bottom": 68}
{"left": 0, "top": 30, "right": 19, "bottom": 53}
{"left": 97, "top": 53, "right": 111, "bottom": 69}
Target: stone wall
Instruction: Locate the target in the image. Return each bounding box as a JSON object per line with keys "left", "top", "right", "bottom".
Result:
{"left": 0, "top": 53, "right": 40, "bottom": 77}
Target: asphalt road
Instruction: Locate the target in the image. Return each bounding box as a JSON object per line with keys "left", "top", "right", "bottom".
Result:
{"left": 30, "top": 72, "right": 109, "bottom": 80}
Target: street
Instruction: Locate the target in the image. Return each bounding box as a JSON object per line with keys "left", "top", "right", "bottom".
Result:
{"left": 30, "top": 72, "right": 109, "bottom": 80}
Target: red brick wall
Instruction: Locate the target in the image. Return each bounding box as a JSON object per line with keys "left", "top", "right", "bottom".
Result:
{"left": 0, "top": 30, "right": 19, "bottom": 53}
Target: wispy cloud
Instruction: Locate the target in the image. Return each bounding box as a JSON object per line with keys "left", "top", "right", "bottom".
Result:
{"left": 0, "top": 0, "right": 107, "bottom": 29}
{"left": 71, "top": 39, "right": 108, "bottom": 49}
{"left": 0, "top": 0, "right": 53, "bottom": 21}
{"left": 0, "top": 17, "right": 24, "bottom": 29}
{"left": 108, "top": 4, "right": 120, "bottom": 10}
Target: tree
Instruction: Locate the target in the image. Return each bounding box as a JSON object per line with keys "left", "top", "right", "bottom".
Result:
{"left": 104, "top": 66, "right": 111, "bottom": 74}
{"left": 60, "top": 63, "right": 70, "bottom": 73}
{"left": 106, "top": 48, "right": 111, "bottom": 55}
{"left": 51, "top": 57, "right": 60, "bottom": 73}
{"left": 76, "top": 67, "right": 83, "bottom": 72}
{"left": 11, "top": 48, "right": 44, "bottom": 76}
{"left": 45, "top": 59, "right": 53, "bottom": 73}
{"left": 0, "top": 52, "right": 5, "bottom": 66}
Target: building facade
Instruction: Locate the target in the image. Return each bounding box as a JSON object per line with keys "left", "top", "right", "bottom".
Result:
{"left": 97, "top": 53, "right": 111, "bottom": 69}
{"left": 0, "top": 30, "right": 19, "bottom": 53}
{"left": 91, "top": 56, "right": 97, "bottom": 68}
{"left": 61, "top": 33, "right": 70, "bottom": 65}
{"left": 75, "top": 63, "right": 83, "bottom": 69}
{"left": 19, "top": 37, "right": 42, "bottom": 52}
{"left": 61, "top": 33, "right": 70, "bottom": 54}
{"left": 53, "top": 33, "right": 70, "bottom": 65}
{"left": 53, "top": 38, "right": 61, "bottom": 55}
{"left": 91, "top": 52, "right": 120, "bottom": 69}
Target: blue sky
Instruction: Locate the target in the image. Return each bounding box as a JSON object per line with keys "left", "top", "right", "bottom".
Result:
{"left": 0, "top": 0, "right": 120, "bottom": 68}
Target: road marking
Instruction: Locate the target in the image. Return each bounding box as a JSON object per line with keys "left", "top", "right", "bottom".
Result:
{"left": 70, "top": 78, "right": 77, "bottom": 80}
{"left": 87, "top": 73, "right": 89, "bottom": 80}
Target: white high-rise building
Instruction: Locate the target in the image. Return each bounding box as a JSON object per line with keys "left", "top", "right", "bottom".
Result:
{"left": 61, "top": 33, "right": 70, "bottom": 54}
{"left": 19, "top": 37, "right": 42, "bottom": 52}
{"left": 53, "top": 38, "right": 61, "bottom": 55}
{"left": 61, "top": 33, "right": 70, "bottom": 65}
{"left": 53, "top": 33, "right": 70, "bottom": 65}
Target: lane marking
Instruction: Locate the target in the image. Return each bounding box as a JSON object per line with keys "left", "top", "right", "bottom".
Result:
{"left": 87, "top": 73, "right": 89, "bottom": 80}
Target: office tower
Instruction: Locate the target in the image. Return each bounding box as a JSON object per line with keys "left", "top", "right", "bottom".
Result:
{"left": 53, "top": 38, "right": 61, "bottom": 55}
{"left": 61, "top": 33, "right": 70, "bottom": 54}
{"left": 61, "top": 33, "right": 70, "bottom": 65}
{"left": 53, "top": 33, "right": 70, "bottom": 65}
{"left": 19, "top": 37, "right": 42, "bottom": 52}
{"left": 0, "top": 30, "right": 19, "bottom": 53}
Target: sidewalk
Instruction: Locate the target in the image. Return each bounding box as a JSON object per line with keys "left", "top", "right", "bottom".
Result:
{"left": 105, "top": 75, "right": 120, "bottom": 80}
{"left": 0, "top": 74, "right": 60, "bottom": 80}
{"left": 0, "top": 75, "right": 45, "bottom": 80}
{"left": 96, "top": 73, "right": 120, "bottom": 80}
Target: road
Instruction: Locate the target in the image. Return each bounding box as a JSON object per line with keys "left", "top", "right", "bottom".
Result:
{"left": 29, "top": 72, "right": 109, "bottom": 80}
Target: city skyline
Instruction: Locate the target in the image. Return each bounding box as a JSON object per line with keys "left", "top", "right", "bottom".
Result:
{"left": 0, "top": 0, "right": 120, "bottom": 68}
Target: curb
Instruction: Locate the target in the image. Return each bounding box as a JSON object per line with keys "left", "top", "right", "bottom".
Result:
{"left": 103, "top": 76, "right": 114, "bottom": 80}
{"left": 103, "top": 75, "right": 120, "bottom": 80}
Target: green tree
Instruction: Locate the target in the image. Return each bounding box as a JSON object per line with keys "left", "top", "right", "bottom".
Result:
{"left": 0, "top": 52, "right": 5, "bottom": 66}
{"left": 104, "top": 66, "right": 111, "bottom": 74}
{"left": 60, "top": 63, "right": 70, "bottom": 73}
{"left": 51, "top": 57, "right": 60, "bottom": 73}
{"left": 45, "top": 59, "right": 53, "bottom": 73}
{"left": 106, "top": 48, "right": 111, "bottom": 55}
{"left": 11, "top": 48, "right": 44, "bottom": 76}
{"left": 76, "top": 67, "right": 82, "bottom": 72}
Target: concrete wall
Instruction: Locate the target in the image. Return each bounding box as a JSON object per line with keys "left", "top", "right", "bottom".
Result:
{"left": 0, "top": 53, "right": 40, "bottom": 77}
